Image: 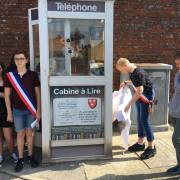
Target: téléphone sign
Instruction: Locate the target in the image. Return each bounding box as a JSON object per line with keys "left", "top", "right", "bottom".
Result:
{"left": 48, "top": 0, "right": 105, "bottom": 13}
{"left": 51, "top": 86, "right": 104, "bottom": 126}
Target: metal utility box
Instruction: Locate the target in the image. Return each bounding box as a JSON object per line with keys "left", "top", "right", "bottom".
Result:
{"left": 120, "top": 63, "right": 172, "bottom": 132}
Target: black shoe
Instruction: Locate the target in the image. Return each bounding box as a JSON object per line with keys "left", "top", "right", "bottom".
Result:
{"left": 128, "top": 143, "right": 145, "bottom": 152}
{"left": 166, "top": 165, "right": 180, "bottom": 174}
{"left": 28, "top": 156, "right": 39, "bottom": 168}
{"left": 140, "top": 146, "right": 156, "bottom": 160}
{"left": 0, "top": 156, "right": 4, "bottom": 166}
{"left": 10, "top": 152, "right": 18, "bottom": 163}
{"left": 14, "top": 158, "right": 24, "bottom": 172}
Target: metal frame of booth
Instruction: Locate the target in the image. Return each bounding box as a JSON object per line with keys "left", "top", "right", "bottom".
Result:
{"left": 29, "top": 0, "right": 114, "bottom": 163}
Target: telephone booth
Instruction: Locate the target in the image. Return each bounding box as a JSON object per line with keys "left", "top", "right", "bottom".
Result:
{"left": 29, "top": 0, "right": 115, "bottom": 163}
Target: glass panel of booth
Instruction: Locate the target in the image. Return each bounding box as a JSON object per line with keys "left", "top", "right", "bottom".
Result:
{"left": 50, "top": 86, "right": 105, "bottom": 141}
{"left": 32, "top": 24, "right": 40, "bottom": 74}
{"left": 48, "top": 18, "right": 105, "bottom": 76}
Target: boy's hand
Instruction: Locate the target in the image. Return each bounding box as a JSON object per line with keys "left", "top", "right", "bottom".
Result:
{"left": 7, "top": 112, "right": 13, "bottom": 122}
{"left": 119, "top": 82, "right": 126, "bottom": 89}
{"left": 36, "top": 110, "right": 41, "bottom": 122}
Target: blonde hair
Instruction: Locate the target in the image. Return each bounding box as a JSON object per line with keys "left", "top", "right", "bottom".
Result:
{"left": 116, "top": 58, "right": 130, "bottom": 67}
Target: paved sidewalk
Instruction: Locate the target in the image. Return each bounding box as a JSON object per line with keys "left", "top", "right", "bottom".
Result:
{"left": 0, "top": 131, "right": 180, "bottom": 180}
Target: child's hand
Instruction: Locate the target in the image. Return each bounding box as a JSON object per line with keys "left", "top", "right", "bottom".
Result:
{"left": 119, "top": 82, "right": 126, "bottom": 89}
{"left": 36, "top": 110, "right": 41, "bottom": 122}
{"left": 7, "top": 112, "right": 13, "bottom": 122}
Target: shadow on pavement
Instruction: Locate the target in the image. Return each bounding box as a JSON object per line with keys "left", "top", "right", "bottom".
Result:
{"left": 94, "top": 173, "right": 180, "bottom": 180}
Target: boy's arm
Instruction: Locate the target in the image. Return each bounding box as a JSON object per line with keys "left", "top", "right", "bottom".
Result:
{"left": 4, "top": 87, "right": 13, "bottom": 122}
{"left": 35, "top": 86, "right": 41, "bottom": 121}
{"left": 125, "top": 85, "right": 143, "bottom": 113}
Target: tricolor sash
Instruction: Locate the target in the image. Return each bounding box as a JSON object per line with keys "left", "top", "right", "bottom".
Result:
{"left": 132, "top": 85, "right": 153, "bottom": 104}
{"left": 120, "top": 84, "right": 155, "bottom": 104}
{"left": 131, "top": 84, "right": 158, "bottom": 107}
{"left": 6, "top": 71, "right": 37, "bottom": 117}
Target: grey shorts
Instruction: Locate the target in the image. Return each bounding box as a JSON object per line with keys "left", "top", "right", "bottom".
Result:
{"left": 13, "top": 108, "right": 35, "bottom": 132}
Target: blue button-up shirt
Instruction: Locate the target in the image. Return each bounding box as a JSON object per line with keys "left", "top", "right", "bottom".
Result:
{"left": 169, "top": 71, "right": 180, "bottom": 118}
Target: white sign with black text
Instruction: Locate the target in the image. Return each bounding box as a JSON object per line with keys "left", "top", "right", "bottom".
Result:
{"left": 48, "top": 0, "right": 105, "bottom": 13}
{"left": 53, "top": 97, "right": 101, "bottom": 126}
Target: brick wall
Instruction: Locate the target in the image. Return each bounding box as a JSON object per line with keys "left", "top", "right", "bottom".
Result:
{"left": 0, "top": 0, "right": 37, "bottom": 64}
{"left": 114, "top": 0, "right": 180, "bottom": 91}
{"left": 0, "top": 1, "right": 179, "bottom": 91}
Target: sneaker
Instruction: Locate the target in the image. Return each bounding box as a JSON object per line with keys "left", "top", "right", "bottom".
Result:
{"left": 11, "top": 152, "right": 18, "bottom": 163}
{"left": 140, "top": 146, "right": 156, "bottom": 160}
{"left": 0, "top": 156, "right": 4, "bottom": 165}
{"left": 128, "top": 143, "right": 145, "bottom": 152}
{"left": 166, "top": 165, "right": 180, "bottom": 174}
{"left": 28, "top": 156, "right": 38, "bottom": 168}
{"left": 14, "top": 158, "right": 24, "bottom": 172}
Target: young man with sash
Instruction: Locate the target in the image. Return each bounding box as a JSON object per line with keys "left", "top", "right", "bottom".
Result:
{"left": 4, "top": 51, "right": 41, "bottom": 172}
{"left": 116, "top": 58, "right": 156, "bottom": 160}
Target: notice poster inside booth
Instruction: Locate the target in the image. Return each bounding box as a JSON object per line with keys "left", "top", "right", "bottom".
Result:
{"left": 50, "top": 86, "right": 104, "bottom": 141}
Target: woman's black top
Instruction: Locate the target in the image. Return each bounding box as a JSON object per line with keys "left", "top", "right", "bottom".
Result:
{"left": 129, "top": 68, "right": 153, "bottom": 96}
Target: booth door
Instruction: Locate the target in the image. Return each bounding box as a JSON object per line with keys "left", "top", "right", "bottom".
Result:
{"left": 29, "top": 10, "right": 107, "bottom": 157}
{"left": 48, "top": 19, "right": 106, "bottom": 158}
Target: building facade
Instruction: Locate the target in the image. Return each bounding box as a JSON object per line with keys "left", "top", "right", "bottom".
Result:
{"left": 0, "top": 0, "right": 180, "bottom": 90}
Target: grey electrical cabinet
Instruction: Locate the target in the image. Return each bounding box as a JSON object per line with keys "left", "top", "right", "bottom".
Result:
{"left": 120, "top": 63, "right": 173, "bottom": 133}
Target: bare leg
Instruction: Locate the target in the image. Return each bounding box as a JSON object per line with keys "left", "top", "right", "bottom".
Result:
{"left": 138, "top": 137, "right": 144, "bottom": 145}
{"left": 17, "top": 130, "right": 25, "bottom": 159}
{"left": 148, "top": 141, "right": 155, "bottom": 148}
{"left": 3, "top": 128, "right": 14, "bottom": 153}
{"left": 26, "top": 129, "right": 34, "bottom": 156}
